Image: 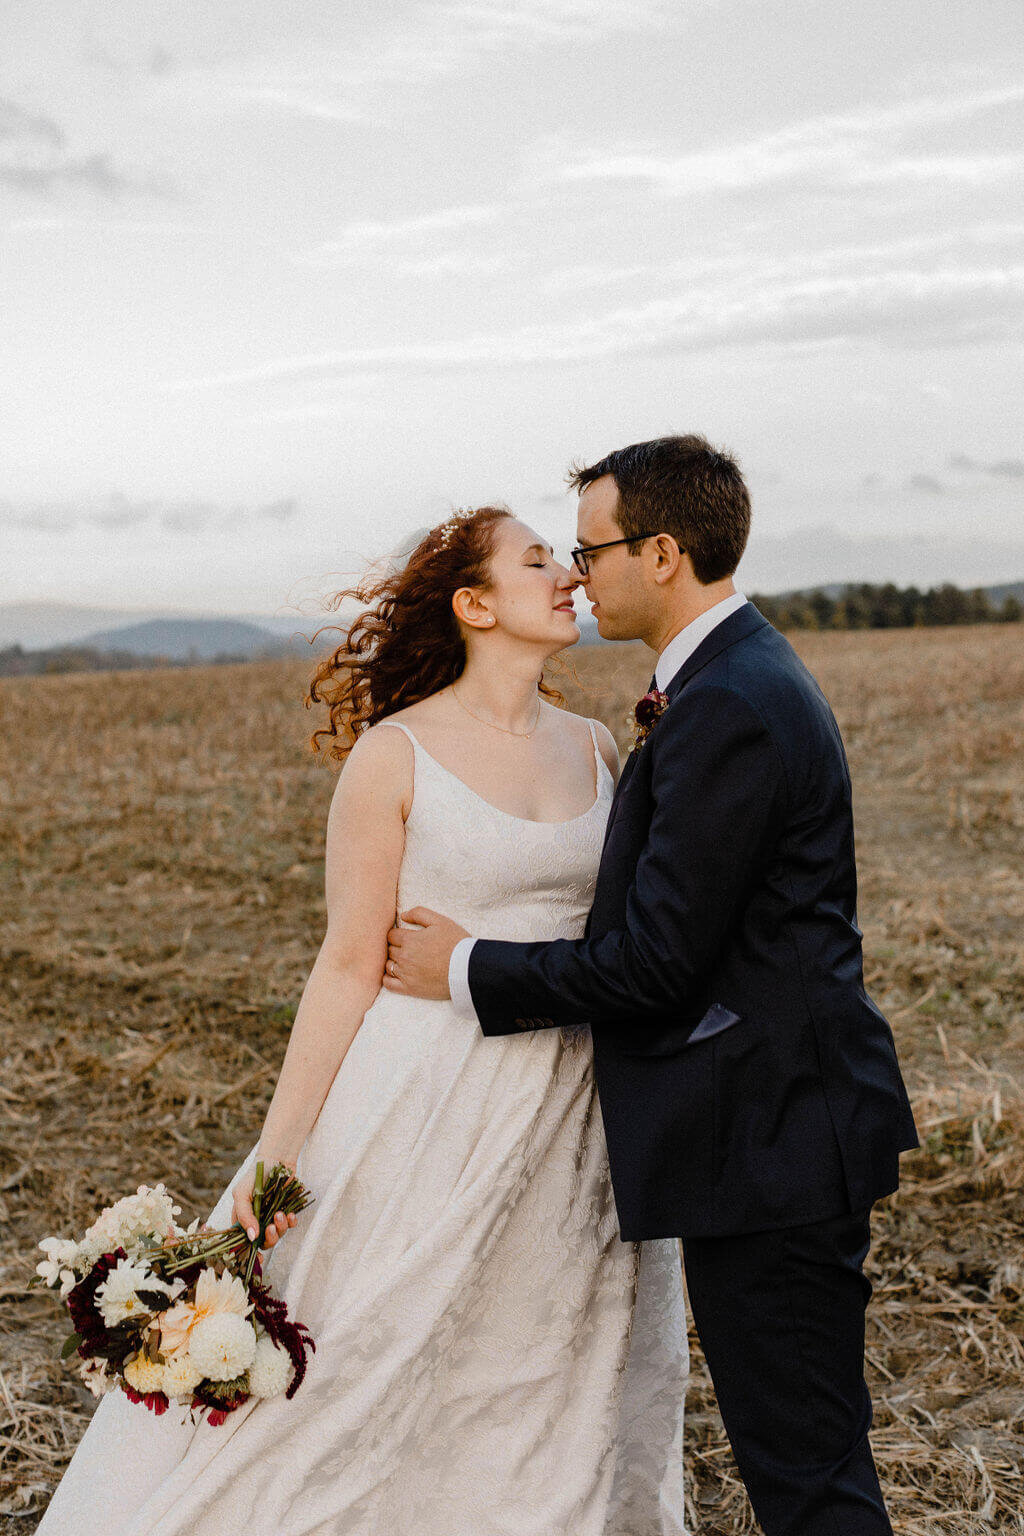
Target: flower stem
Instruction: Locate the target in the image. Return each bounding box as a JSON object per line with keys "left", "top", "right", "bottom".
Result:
{"left": 155, "top": 1165, "right": 313, "bottom": 1280}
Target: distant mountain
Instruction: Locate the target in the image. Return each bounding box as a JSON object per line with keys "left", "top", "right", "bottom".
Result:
{"left": 983, "top": 580, "right": 1024, "bottom": 605}
{"left": 77, "top": 617, "right": 291, "bottom": 661}
{"left": 0, "top": 602, "right": 333, "bottom": 654}
{"left": 0, "top": 601, "right": 203, "bottom": 650}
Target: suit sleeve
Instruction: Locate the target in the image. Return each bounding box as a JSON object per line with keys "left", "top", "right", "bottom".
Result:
{"left": 469, "top": 686, "right": 787, "bottom": 1037}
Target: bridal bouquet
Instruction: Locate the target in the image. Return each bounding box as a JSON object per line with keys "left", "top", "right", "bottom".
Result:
{"left": 31, "top": 1161, "right": 316, "bottom": 1425}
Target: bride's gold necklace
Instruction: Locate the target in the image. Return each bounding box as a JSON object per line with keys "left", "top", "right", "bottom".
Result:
{"left": 450, "top": 683, "right": 541, "bottom": 739}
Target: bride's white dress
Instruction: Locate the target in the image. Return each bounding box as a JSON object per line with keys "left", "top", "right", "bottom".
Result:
{"left": 37, "top": 719, "right": 688, "bottom": 1536}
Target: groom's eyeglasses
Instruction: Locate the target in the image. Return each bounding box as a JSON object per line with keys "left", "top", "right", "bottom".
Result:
{"left": 569, "top": 533, "right": 661, "bottom": 578}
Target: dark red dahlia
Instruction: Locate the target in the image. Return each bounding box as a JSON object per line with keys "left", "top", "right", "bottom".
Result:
{"left": 67, "top": 1248, "right": 127, "bottom": 1354}
{"left": 249, "top": 1278, "right": 316, "bottom": 1399}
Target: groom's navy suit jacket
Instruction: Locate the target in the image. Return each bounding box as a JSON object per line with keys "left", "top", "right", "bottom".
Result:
{"left": 470, "top": 603, "right": 919, "bottom": 1241}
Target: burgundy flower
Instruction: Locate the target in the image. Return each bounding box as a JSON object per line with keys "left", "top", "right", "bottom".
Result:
{"left": 249, "top": 1277, "right": 317, "bottom": 1399}
{"left": 629, "top": 688, "right": 669, "bottom": 751}
{"left": 190, "top": 1379, "right": 250, "bottom": 1422}
{"left": 122, "top": 1383, "right": 169, "bottom": 1415}
{"left": 67, "top": 1248, "right": 127, "bottom": 1354}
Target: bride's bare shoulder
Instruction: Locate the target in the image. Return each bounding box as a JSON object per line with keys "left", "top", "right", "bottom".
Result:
{"left": 344, "top": 694, "right": 452, "bottom": 792}
{"left": 336, "top": 719, "right": 415, "bottom": 803}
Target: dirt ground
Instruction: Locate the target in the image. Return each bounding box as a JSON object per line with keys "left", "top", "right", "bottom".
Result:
{"left": 1, "top": 623, "right": 1022, "bottom": 1532}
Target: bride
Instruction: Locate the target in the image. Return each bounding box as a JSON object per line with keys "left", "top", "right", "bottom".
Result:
{"left": 36, "top": 505, "right": 688, "bottom": 1536}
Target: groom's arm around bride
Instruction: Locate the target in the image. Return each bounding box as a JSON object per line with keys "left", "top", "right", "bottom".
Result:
{"left": 388, "top": 434, "right": 919, "bottom": 1536}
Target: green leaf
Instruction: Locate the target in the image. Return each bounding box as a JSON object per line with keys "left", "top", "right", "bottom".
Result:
{"left": 60, "top": 1331, "right": 84, "bottom": 1359}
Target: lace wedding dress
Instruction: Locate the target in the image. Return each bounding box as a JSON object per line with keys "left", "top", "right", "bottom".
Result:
{"left": 37, "top": 719, "right": 688, "bottom": 1536}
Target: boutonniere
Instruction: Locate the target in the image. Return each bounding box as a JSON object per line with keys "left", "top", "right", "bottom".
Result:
{"left": 627, "top": 688, "right": 669, "bottom": 753}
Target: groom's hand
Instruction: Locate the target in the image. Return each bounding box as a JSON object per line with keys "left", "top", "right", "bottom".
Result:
{"left": 383, "top": 908, "right": 469, "bottom": 1000}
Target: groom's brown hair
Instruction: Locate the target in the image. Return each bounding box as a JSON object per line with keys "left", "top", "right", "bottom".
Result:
{"left": 569, "top": 434, "right": 750, "bottom": 585}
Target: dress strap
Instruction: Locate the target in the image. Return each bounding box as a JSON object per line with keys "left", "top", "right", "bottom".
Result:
{"left": 586, "top": 718, "right": 611, "bottom": 793}
{"left": 377, "top": 719, "right": 419, "bottom": 749}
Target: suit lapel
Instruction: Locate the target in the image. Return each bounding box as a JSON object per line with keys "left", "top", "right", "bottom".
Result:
{"left": 664, "top": 601, "right": 768, "bottom": 703}
{"left": 600, "top": 603, "right": 769, "bottom": 852}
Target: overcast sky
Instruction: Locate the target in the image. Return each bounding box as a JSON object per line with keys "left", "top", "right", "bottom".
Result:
{"left": 1, "top": 1, "right": 1022, "bottom": 615}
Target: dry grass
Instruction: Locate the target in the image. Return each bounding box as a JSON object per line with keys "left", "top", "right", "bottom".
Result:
{"left": 1, "top": 624, "right": 1022, "bottom": 1532}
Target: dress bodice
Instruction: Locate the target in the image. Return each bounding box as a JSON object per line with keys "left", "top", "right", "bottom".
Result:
{"left": 379, "top": 719, "right": 614, "bottom": 945}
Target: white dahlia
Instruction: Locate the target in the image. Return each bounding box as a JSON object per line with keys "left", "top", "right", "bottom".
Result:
{"left": 123, "top": 1354, "right": 166, "bottom": 1395}
{"left": 162, "top": 1355, "right": 204, "bottom": 1400}
{"left": 246, "top": 1335, "right": 292, "bottom": 1399}
{"left": 94, "top": 1256, "right": 174, "bottom": 1327}
{"left": 187, "top": 1314, "right": 257, "bottom": 1382}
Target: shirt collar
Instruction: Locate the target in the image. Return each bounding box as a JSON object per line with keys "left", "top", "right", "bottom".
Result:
{"left": 654, "top": 591, "right": 748, "bottom": 692}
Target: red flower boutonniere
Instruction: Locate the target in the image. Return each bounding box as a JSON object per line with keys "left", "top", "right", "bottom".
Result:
{"left": 627, "top": 688, "right": 669, "bottom": 753}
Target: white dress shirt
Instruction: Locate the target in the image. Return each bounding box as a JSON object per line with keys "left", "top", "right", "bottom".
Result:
{"left": 448, "top": 591, "right": 748, "bottom": 1021}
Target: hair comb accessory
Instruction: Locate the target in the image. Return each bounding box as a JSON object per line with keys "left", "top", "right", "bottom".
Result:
{"left": 437, "top": 511, "right": 469, "bottom": 549}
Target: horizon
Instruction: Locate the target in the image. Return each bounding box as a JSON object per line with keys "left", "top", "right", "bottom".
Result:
{"left": 1, "top": 5, "right": 1021, "bottom": 610}
{"left": 5, "top": 562, "right": 1024, "bottom": 624}
{"left": 3, "top": 568, "right": 1023, "bottom": 657}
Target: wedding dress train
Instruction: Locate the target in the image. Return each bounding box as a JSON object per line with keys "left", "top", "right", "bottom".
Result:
{"left": 36, "top": 718, "right": 688, "bottom": 1535}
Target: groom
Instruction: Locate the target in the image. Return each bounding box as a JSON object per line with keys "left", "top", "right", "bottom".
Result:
{"left": 384, "top": 434, "right": 919, "bottom": 1535}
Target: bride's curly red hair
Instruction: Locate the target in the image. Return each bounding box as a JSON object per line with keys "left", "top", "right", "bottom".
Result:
{"left": 306, "top": 506, "right": 562, "bottom": 762}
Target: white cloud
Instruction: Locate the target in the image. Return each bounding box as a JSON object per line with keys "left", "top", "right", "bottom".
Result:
{"left": 541, "top": 82, "right": 1024, "bottom": 197}
{"left": 852, "top": 153, "right": 1024, "bottom": 185}
{"left": 149, "top": 0, "right": 681, "bottom": 125}
{"left": 0, "top": 97, "right": 174, "bottom": 199}
{"left": 0, "top": 494, "right": 299, "bottom": 534}
{"left": 158, "top": 260, "right": 1024, "bottom": 393}
{"left": 234, "top": 87, "right": 363, "bottom": 125}
{"left": 296, "top": 203, "right": 504, "bottom": 267}
{"left": 396, "top": 251, "right": 519, "bottom": 276}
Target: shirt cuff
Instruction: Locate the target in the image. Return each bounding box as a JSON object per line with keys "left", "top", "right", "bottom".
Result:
{"left": 448, "top": 937, "right": 479, "bottom": 1023}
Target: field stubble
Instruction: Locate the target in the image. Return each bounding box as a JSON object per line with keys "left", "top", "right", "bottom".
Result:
{"left": 0, "top": 623, "right": 1021, "bottom": 1533}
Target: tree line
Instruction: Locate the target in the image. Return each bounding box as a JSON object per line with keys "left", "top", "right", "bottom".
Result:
{"left": 0, "top": 643, "right": 262, "bottom": 678}
{"left": 749, "top": 582, "right": 1022, "bottom": 632}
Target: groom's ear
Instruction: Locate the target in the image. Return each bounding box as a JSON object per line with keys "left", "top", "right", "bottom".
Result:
{"left": 650, "top": 534, "right": 684, "bottom": 584}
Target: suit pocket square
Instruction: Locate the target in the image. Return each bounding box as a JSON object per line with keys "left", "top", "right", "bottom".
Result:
{"left": 687, "top": 1003, "right": 742, "bottom": 1045}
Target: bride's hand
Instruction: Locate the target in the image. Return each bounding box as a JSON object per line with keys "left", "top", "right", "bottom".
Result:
{"left": 231, "top": 1168, "right": 299, "bottom": 1250}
